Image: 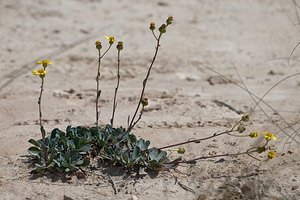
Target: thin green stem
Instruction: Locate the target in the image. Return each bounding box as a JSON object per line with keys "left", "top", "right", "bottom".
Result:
{"left": 38, "top": 77, "right": 47, "bottom": 163}
{"left": 231, "top": 118, "right": 243, "bottom": 131}
{"left": 129, "top": 33, "right": 162, "bottom": 130}
{"left": 101, "top": 44, "right": 112, "bottom": 59}
{"left": 96, "top": 49, "right": 101, "bottom": 127}
{"left": 158, "top": 130, "right": 230, "bottom": 150}
{"left": 111, "top": 50, "right": 121, "bottom": 127}
{"left": 227, "top": 133, "right": 250, "bottom": 137}
{"left": 96, "top": 44, "right": 112, "bottom": 126}
{"left": 130, "top": 106, "right": 144, "bottom": 130}
{"left": 246, "top": 152, "right": 263, "bottom": 161}
{"left": 165, "top": 151, "right": 252, "bottom": 165}
{"left": 158, "top": 118, "right": 243, "bottom": 150}
{"left": 152, "top": 30, "right": 158, "bottom": 41}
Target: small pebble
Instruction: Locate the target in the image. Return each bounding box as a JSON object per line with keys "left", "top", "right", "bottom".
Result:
{"left": 291, "top": 186, "right": 299, "bottom": 190}
{"left": 130, "top": 195, "right": 138, "bottom": 200}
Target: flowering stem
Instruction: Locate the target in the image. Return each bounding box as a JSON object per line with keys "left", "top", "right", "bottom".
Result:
{"left": 158, "top": 119, "right": 243, "bottom": 150}
{"left": 111, "top": 50, "right": 121, "bottom": 127}
{"left": 158, "top": 131, "right": 230, "bottom": 150}
{"left": 130, "top": 106, "right": 145, "bottom": 130}
{"left": 96, "top": 49, "right": 102, "bottom": 127}
{"left": 246, "top": 152, "right": 263, "bottom": 161}
{"left": 38, "top": 77, "right": 47, "bottom": 163}
{"left": 96, "top": 44, "right": 112, "bottom": 126}
{"left": 129, "top": 33, "right": 163, "bottom": 130}
{"left": 164, "top": 151, "right": 252, "bottom": 165}
{"left": 227, "top": 133, "right": 249, "bottom": 137}
{"left": 101, "top": 44, "right": 112, "bottom": 59}
{"left": 151, "top": 30, "right": 158, "bottom": 41}
{"left": 231, "top": 118, "right": 243, "bottom": 131}
{"left": 246, "top": 147, "right": 270, "bottom": 161}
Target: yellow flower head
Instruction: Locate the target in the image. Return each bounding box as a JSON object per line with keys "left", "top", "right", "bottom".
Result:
{"left": 104, "top": 36, "right": 116, "bottom": 45}
{"left": 32, "top": 69, "right": 47, "bottom": 78}
{"left": 37, "top": 60, "right": 52, "bottom": 68}
{"left": 262, "top": 132, "right": 277, "bottom": 141}
{"left": 268, "top": 151, "right": 275, "bottom": 159}
{"left": 249, "top": 132, "right": 259, "bottom": 138}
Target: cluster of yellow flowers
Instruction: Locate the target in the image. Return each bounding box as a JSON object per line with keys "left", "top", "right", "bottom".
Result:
{"left": 32, "top": 60, "right": 52, "bottom": 78}
{"left": 252, "top": 131, "right": 277, "bottom": 160}
{"left": 263, "top": 132, "right": 277, "bottom": 160}
{"left": 248, "top": 131, "right": 277, "bottom": 141}
{"left": 95, "top": 36, "right": 123, "bottom": 52}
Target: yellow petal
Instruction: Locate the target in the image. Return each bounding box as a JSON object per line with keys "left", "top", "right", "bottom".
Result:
{"left": 48, "top": 62, "right": 52, "bottom": 64}
{"left": 37, "top": 61, "right": 42, "bottom": 64}
{"left": 32, "top": 71, "right": 37, "bottom": 75}
{"left": 273, "top": 136, "right": 277, "bottom": 141}
{"left": 104, "top": 35, "right": 109, "bottom": 40}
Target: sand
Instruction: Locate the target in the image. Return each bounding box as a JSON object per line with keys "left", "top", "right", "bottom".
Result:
{"left": 0, "top": 0, "right": 299, "bottom": 199}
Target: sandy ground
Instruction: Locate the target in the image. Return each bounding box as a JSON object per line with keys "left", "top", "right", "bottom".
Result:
{"left": 0, "top": 0, "right": 300, "bottom": 199}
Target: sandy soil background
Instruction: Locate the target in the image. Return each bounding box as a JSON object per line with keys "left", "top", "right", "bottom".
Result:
{"left": 0, "top": 0, "right": 300, "bottom": 199}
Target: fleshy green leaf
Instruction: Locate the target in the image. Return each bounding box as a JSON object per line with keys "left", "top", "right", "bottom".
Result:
{"left": 149, "top": 148, "right": 158, "bottom": 160}
{"left": 28, "top": 147, "right": 41, "bottom": 156}
{"left": 131, "top": 146, "right": 140, "bottom": 161}
{"left": 156, "top": 151, "right": 167, "bottom": 163}
{"left": 28, "top": 139, "right": 41, "bottom": 148}
{"left": 35, "top": 163, "right": 46, "bottom": 170}
{"left": 82, "top": 158, "right": 90, "bottom": 167}
{"left": 137, "top": 139, "right": 150, "bottom": 150}
{"left": 78, "top": 144, "right": 92, "bottom": 154}
{"left": 67, "top": 140, "right": 75, "bottom": 149}
{"left": 75, "top": 160, "right": 84, "bottom": 165}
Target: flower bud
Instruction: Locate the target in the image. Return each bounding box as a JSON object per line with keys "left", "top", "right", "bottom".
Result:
{"left": 256, "top": 146, "right": 266, "bottom": 154}
{"left": 116, "top": 41, "right": 123, "bottom": 51}
{"left": 150, "top": 22, "right": 156, "bottom": 30}
{"left": 95, "top": 41, "right": 102, "bottom": 50}
{"left": 166, "top": 16, "right": 174, "bottom": 25}
{"left": 159, "top": 24, "right": 167, "bottom": 33}
{"left": 242, "top": 114, "right": 250, "bottom": 122}
{"left": 142, "top": 98, "right": 148, "bottom": 107}
{"left": 249, "top": 132, "right": 258, "bottom": 138}
{"left": 237, "top": 125, "right": 246, "bottom": 133}
{"left": 177, "top": 148, "right": 185, "bottom": 154}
